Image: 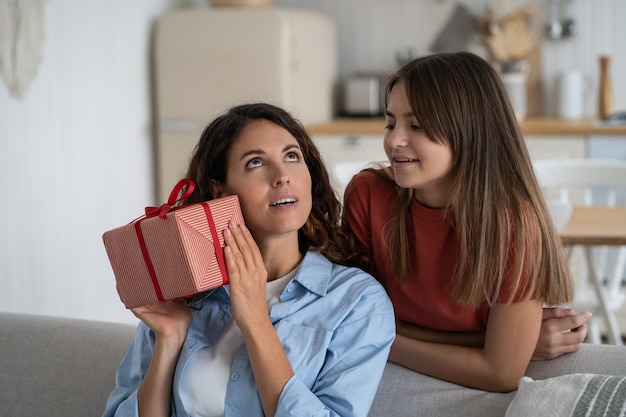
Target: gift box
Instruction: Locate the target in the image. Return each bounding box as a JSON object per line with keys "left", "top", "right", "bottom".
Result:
{"left": 103, "top": 179, "right": 244, "bottom": 308}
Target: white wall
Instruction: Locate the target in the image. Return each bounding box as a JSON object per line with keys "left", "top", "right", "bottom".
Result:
{"left": 0, "top": 0, "right": 176, "bottom": 324}
{"left": 1, "top": 0, "right": 624, "bottom": 324}
{"left": 276, "top": 0, "right": 626, "bottom": 117}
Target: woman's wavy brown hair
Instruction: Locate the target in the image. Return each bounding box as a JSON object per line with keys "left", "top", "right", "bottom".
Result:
{"left": 379, "top": 52, "right": 573, "bottom": 307}
{"left": 182, "top": 102, "right": 357, "bottom": 265}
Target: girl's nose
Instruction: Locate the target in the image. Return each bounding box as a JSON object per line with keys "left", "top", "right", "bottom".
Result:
{"left": 386, "top": 127, "right": 407, "bottom": 148}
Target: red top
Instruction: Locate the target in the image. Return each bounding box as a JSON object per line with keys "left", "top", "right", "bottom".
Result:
{"left": 344, "top": 170, "right": 532, "bottom": 332}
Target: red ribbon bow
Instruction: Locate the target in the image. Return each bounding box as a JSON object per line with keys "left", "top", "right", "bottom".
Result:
{"left": 144, "top": 179, "right": 195, "bottom": 220}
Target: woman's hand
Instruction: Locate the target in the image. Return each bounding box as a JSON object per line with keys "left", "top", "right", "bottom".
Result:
{"left": 223, "top": 222, "right": 269, "bottom": 333}
{"left": 223, "top": 222, "right": 294, "bottom": 417}
{"left": 131, "top": 299, "right": 192, "bottom": 345}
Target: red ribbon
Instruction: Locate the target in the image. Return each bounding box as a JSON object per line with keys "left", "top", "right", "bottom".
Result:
{"left": 132, "top": 179, "right": 228, "bottom": 302}
{"left": 201, "top": 202, "right": 228, "bottom": 285}
{"left": 134, "top": 221, "right": 164, "bottom": 301}
{"left": 133, "top": 179, "right": 195, "bottom": 302}
{"left": 144, "top": 178, "right": 195, "bottom": 220}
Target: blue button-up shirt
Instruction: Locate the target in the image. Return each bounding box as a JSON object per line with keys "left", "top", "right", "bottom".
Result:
{"left": 103, "top": 250, "right": 395, "bottom": 417}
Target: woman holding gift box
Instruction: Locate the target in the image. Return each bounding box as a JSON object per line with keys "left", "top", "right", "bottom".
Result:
{"left": 103, "top": 103, "right": 395, "bottom": 417}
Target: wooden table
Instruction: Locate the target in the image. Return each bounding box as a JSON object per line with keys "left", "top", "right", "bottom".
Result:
{"left": 560, "top": 206, "right": 626, "bottom": 344}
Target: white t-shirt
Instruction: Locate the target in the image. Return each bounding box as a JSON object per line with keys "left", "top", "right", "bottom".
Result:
{"left": 180, "top": 270, "right": 295, "bottom": 417}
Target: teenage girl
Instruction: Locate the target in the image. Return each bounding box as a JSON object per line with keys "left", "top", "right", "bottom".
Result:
{"left": 343, "top": 52, "right": 576, "bottom": 392}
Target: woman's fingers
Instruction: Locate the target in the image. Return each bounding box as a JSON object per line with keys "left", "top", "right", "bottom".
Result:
{"left": 224, "top": 222, "right": 263, "bottom": 272}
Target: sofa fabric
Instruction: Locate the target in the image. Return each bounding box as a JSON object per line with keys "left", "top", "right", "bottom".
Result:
{"left": 0, "top": 312, "right": 136, "bottom": 417}
{"left": 1, "top": 312, "right": 625, "bottom": 417}
{"left": 368, "top": 344, "right": 626, "bottom": 417}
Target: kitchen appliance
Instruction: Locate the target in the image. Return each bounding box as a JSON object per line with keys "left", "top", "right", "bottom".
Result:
{"left": 153, "top": 9, "right": 337, "bottom": 202}
{"left": 342, "top": 73, "right": 385, "bottom": 116}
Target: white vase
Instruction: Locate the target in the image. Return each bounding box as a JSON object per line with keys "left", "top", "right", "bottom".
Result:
{"left": 500, "top": 60, "right": 530, "bottom": 120}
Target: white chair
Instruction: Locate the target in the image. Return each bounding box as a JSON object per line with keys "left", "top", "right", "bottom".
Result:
{"left": 330, "top": 160, "right": 377, "bottom": 201}
{"left": 533, "top": 159, "right": 626, "bottom": 345}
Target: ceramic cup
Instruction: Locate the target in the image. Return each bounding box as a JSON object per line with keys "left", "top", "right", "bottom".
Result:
{"left": 557, "top": 71, "right": 588, "bottom": 119}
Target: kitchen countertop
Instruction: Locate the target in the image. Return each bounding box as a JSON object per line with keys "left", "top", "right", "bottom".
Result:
{"left": 307, "top": 117, "right": 626, "bottom": 136}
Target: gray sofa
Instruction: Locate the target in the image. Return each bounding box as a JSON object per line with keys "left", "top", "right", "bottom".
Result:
{"left": 1, "top": 312, "right": 626, "bottom": 417}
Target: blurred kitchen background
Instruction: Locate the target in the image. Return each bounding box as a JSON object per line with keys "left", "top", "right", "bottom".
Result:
{"left": 1, "top": 0, "right": 625, "bottom": 325}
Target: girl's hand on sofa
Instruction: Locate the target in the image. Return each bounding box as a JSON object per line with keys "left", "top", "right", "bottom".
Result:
{"left": 532, "top": 308, "right": 591, "bottom": 360}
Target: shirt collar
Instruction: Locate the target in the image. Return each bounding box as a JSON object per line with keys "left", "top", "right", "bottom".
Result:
{"left": 290, "top": 250, "right": 331, "bottom": 297}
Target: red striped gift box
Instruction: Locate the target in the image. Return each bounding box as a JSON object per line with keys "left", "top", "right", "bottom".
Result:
{"left": 102, "top": 180, "right": 244, "bottom": 308}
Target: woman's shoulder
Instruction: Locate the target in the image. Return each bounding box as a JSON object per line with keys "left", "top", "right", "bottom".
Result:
{"left": 317, "top": 252, "right": 392, "bottom": 307}
{"left": 304, "top": 251, "right": 388, "bottom": 298}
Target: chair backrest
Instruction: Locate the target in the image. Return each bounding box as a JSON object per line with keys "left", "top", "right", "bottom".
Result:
{"left": 330, "top": 160, "right": 377, "bottom": 201}
{"left": 533, "top": 158, "right": 626, "bottom": 302}
{"left": 533, "top": 159, "right": 626, "bottom": 206}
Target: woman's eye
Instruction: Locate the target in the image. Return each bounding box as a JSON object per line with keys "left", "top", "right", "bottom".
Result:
{"left": 411, "top": 125, "right": 423, "bottom": 130}
{"left": 245, "top": 158, "right": 263, "bottom": 169}
{"left": 285, "top": 152, "right": 300, "bottom": 162}
{"left": 384, "top": 124, "right": 395, "bottom": 130}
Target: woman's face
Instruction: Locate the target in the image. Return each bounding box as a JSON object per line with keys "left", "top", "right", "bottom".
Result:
{"left": 216, "top": 119, "right": 312, "bottom": 243}
{"left": 383, "top": 80, "right": 454, "bottom": 208}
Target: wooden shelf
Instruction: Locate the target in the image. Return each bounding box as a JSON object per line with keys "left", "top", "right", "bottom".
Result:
{"left": 307, "top": 117, "right": 626, "bottom": 137}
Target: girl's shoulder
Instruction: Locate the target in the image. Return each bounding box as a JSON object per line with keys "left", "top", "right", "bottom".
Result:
{"left": 345, "top": 168, "right": 396, "bottom": 199}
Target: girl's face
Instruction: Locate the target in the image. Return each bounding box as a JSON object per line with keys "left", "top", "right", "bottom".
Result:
{"left": 384, "top": 80, "right": 454, "bottom": 208}
{"left": 215, "top": 119, "right": 312, "bottom": 244}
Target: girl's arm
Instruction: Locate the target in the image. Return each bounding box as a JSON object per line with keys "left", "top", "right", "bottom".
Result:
{"left": 389, "top": 299, "right": 543, "bottom": 392}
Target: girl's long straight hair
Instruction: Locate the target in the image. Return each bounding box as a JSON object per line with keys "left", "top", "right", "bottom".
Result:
{"left": 381, "top": 52, "right": 573, "bottom": 306}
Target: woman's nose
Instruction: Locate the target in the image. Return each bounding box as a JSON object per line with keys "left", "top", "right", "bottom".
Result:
{"left": 273, "top": 167, "right": 290, "bottom": 186}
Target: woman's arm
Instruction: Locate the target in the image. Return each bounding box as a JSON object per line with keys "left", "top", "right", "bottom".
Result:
{"left": 389, "top": 299, "right": 543, "bottom": 392}
{"left": 133, "top": 300, "right": 192, "bottom": 417}
{"left": 102, "top": 300, "right": 192, "bottom": 417}
{"left": 223, "top": 223, "right": 295, "bottom": 417}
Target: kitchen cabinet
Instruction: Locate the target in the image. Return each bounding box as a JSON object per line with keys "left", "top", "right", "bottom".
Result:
{"left": 524, "top": 135, "right": 586, "bottom": 160}
{"left": 312, "top": 134, "right": 386, "bottom": 198}
{"left": 309, "top": 117, "right": 626, "bottom": 197}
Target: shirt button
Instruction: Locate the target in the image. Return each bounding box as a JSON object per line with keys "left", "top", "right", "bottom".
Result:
{"left": 287, "top": 284, "right": 294, "bottom": 292}
{"left": 230, "top": 372, "right": 239, "bottom": 381}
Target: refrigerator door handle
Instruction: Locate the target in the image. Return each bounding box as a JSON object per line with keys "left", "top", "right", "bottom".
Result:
{"left": 158, "top": 119, "right": 202, "bottom": 132}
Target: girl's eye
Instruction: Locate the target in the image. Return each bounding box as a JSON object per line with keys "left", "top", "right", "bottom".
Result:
{"left": 384, "top": 124, "right": 395, "bottom": 130}
{"left": 411, "top": 124, "right": 423, "bottom": 130}
{"left": 245, "top": 158, "right": 263, "bottom": 169}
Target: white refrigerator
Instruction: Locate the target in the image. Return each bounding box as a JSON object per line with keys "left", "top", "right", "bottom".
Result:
{"left": 152, "top": 8, "right": 338, "bottom": 202}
